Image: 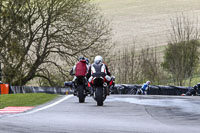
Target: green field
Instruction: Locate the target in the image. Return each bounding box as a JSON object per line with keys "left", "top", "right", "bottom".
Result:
{"left": 0, "top": 93, "right": 58, "bottom": 109}
{"left": 93, "top": 0, "right": 200, "bottom": 51}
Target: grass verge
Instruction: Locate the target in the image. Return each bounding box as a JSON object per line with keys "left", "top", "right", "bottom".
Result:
{"left": 0, "top": 93, "right": 59, "bottom": 109}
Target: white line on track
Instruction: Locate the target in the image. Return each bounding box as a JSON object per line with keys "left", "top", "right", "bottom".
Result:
{"left": 26, "top": 95, "right": 73, "bottom": 114}
{"left": 8, "top": 95, "right": 73, "bottom": 117}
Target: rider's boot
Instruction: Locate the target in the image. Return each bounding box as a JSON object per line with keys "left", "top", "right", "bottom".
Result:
{"left": 107, "top": 87, "right": 110, "bottom": 96}
{"left": 89, "top": 87, "right": 93, "bottom": 96}
{"left": 72, "top": 82, "right": 77, "bottom": 96}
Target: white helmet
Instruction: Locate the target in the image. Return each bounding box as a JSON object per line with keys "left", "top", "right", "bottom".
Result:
{"left": 94, "top": 55, "right": 103, "bottom": 64}
{"left": 146, "top": 81, "right": 151, "bottom": 85}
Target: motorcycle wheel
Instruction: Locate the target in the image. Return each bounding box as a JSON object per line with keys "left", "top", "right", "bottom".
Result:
{"left": 78, "top": 85, "right": 85, "bottom": 103}
{"left": 95, "top": 87, "right": 103, "bottom": 106}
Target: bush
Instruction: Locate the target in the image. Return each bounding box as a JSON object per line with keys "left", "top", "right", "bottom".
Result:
{"left": 162, "top": 40, "right": 200, "bottom": 86}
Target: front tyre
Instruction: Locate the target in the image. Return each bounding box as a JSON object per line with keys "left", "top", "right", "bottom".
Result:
{"left": 78, "top": 85, "right": 85, "bottom": 103}
{"left": 95, "top": 87, "right": 103, "bottom": 106}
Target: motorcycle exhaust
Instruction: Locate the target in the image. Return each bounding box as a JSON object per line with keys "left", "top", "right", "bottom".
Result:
{"left": 103, "top": 82, "right": 107, "bottom": 87}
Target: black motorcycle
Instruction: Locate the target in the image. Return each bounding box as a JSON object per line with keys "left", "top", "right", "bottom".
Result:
{"left": 74, "top": 76, "right": 89, "bottom": 103}
{"left": 92, "top": 76, "right": 108, "bottom": 106}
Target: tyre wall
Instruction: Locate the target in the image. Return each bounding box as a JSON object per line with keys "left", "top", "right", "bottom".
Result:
{"left": 9, "top": 81, "right": 197, "bottom": 95}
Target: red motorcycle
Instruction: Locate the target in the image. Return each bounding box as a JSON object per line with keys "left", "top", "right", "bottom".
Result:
{"left": 89, "top": 76, "right": 115, "bottom": 106}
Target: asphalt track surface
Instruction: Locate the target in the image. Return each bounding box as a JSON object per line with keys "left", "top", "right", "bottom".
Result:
{"left": 0, "top": 95, "right": 200, "bottom": 133}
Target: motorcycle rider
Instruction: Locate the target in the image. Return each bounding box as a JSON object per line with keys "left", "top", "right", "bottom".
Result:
{"left": 87, "top": 55, "right": 114, "bottom": 95}
{"left": 136, "top": 81, "right": 151, "bottom": 95}
{"left": 85, "top": 58, "right": 90, "bottom": 70}
{"left": 70, "top": 56, "right": 88, "bottom": 95}
{"left": 181, "top": 83, "right": 200, "bottom": 96}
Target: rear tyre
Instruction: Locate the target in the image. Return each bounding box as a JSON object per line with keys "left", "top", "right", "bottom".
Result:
{"left": 95, "top": 87, "right": 103, "bottom": 106}
{"left": 78, "top": 85, "right": 85, "bottom": 103}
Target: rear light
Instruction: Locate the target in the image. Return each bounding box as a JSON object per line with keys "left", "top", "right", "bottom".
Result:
{"left": 88, "top": 83, "right": 91, "bottom": 87}
{"left": 109, "top": 80, "right": 113, "bottom": 86}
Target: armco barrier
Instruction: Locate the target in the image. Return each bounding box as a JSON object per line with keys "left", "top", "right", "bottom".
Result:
{"left": 9, "top": 83, "right": 196, "bottom": 95}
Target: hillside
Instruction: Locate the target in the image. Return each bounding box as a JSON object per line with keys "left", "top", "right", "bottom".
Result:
{"left": 93, "top": 0, "right": 200, "bottom": 50}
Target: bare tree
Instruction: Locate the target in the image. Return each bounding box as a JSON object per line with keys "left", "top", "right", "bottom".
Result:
{"left": 110, "top": 43, "right": 167, "bottom": 85}
{"left": 110, "top": 46, "right": 143, "bottom": 84}
{"left": 169, "top": 14, "right": 199, "bottom": 43}
{"left": 140, "top": 47, "right": 163, "bottom": 84}
{"left": 0, "top": 0, "right": 111, "bottom": 86}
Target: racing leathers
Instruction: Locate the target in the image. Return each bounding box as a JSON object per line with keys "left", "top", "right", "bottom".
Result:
{"left": 136, "top": 81, "right": 150, "bottom": 95}
{"left": 87, "top": 63, "right": 113, "bottom": 95}
{"left": 70, "top": 60, "right": 89, "bottom": 95}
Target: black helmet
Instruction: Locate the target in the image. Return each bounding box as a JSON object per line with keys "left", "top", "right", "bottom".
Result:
{"left": 79, "top": 56, "right": 85, "bottom": 61}
{"left": 193, "top": 85, "right": 198, "bottom": 90}
{"left": 197, "top": 83, "right": 200, "bottom": 89}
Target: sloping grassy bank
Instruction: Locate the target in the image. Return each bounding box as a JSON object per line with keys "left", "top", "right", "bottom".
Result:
{"left": 0, "top": 93, "right": 59, "bottom": 109}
